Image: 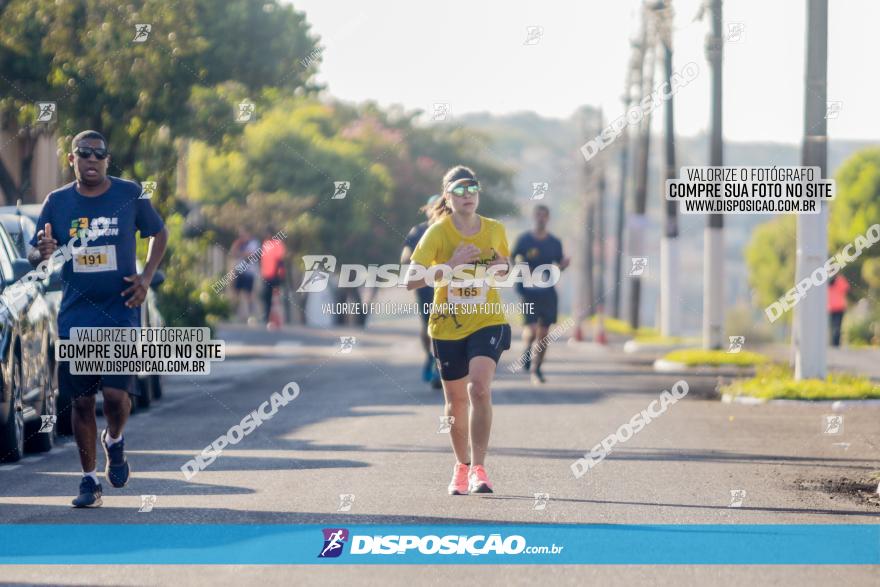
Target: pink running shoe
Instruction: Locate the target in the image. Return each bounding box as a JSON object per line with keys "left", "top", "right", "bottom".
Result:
{"left": 468, "top": 465, "right": 494, "bottom": 494}
{"left": 448, "top": 463, "right": 469, "bottom": 495}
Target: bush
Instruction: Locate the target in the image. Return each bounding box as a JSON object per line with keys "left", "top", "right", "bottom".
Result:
{"left": 725, "top": 302, "right": 776, "bottom": 344}
{"left": 845, "top": 314, "right": 876, "bottom": 346}
{"left": 154, "top": 213, "right": 230, "bottom": 330}
{"left": 663, "top": 348, "right": 769, "bottom": 367}
{"left": 721, "top": 363, "right": 880, "bottom": 400}
{"left": 588, "top": 315, "right": 658, "bottom": 337}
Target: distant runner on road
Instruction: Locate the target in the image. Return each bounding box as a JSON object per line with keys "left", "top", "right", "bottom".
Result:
{"left": 512, "top": 204, "right": 569, "bottom": 384}
{"left": 406, "top": 165, "right": 511, "bottom": 496}
{"left": 29, "top": 130, "right": 168, "bottom": 508}
{"left": 230, "top": 228, "right": 260, "bottom": 324}
{"left": 400, "top": 194, "right": 441, "bottom": 388}
{"left": 260, "top": 227, "right": 287, "bottom": 328}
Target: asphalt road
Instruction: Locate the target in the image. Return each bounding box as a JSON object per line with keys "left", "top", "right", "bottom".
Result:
{"left": 1, "top": 321, "right": 878, "bottom": 585}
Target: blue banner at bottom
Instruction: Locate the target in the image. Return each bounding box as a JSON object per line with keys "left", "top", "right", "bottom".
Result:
{"left": 0, "top": 524, "right": 878, "bottom": 564}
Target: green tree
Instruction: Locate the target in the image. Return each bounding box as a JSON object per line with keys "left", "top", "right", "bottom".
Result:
{"left": 745, "top": 147, "right": 880, "bottom": 325}
{"left": 155, "top": 213, "right": 230, "bottom": 328}
{"left": 189, "top": 98, "right": 395, "bottom": 264}
{"left": 745, "top": 215, "right": 796, "bottom": 321}
{"left": 0, "top": 0, "right": 60, "bottom": 199}
{"left": 0, "top": 0, "right": 319, "bottom": 203}
{"left": 189, "top": 98, "right": 517, "bottom": 265}
{"left": 828, "top": 147, "right": 880, "bottom": 293}
{"left": 1, "top": 0, "right": 321, "bottom": 328}
{"left": 332, "top": 102, "right": 516, "bottom": 245}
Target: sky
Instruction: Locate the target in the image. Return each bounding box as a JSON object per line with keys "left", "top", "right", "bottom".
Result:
{"left": 288, "top": 0, "right": 879, "bottom": 144}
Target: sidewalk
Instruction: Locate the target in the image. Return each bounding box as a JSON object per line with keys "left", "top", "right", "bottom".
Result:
{"left": 589, "top": 327, "right": 880, "bottom": 381}
{"left": 753, "top": 343, "right": 880, "bottom": 380}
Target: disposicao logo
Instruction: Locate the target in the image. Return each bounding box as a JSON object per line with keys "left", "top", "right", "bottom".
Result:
{"left": 316, "top": 530, "right": 564, "bottom": 558}
{"left": 318, "top": 528, "right": 349, "bottom": 558}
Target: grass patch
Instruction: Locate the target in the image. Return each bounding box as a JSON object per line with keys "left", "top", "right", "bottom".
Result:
{"left": 720, "top": 363, "right": 880, "bottom": 400}
{"left": 663, "top": 348, "right": 769, "bottom": 367}
{"left": 587, "top": 315, "right": 658, "bottom": 337}
{"left": 848, "top": 342, "right": 880, "bottom": 349}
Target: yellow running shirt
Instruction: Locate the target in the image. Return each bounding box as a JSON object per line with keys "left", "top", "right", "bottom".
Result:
{"left": 410, "top": 214, "right": 510, "bottom": 341}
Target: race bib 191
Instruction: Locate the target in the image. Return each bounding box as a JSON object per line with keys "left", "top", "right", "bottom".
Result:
{"left": 72, "top": 245, "right": 117, "bottom": 273}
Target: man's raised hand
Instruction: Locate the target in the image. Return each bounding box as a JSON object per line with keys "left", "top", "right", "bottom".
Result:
{"left": 36, "top": 223, "right": 58, "bottom": 261}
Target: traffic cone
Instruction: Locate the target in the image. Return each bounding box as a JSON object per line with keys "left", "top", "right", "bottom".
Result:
{"left": 595, "top": 308, "right": 608, "bottom": 345}
{"left": 573, "top": 311, "right": 584, "bottom": 342}
{"left": 267, "top": 287, "right": 283, "bottom": 330}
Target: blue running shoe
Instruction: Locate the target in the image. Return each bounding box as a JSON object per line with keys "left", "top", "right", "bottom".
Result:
{"left": 430, "top": 362, "right": 442, "bottom": 389}
{"left": 71, "top": 476, "right": 103, "bottom": 508}
{"left": 101, "top": 429, "right": 130, "bottom": 488}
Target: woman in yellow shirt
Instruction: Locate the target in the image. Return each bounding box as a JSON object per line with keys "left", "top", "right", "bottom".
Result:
{"left": 406, "top": 165, "right": 511, "bottom": 495}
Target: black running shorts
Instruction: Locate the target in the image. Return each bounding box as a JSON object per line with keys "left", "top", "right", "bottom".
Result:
{"left": 58, "top": 361, "right": 136, "bottom": 399}
{"left": 432, "top": 323, "right": 511, "bottom": 381}
{"left": 520, "top": 288, "right": 558, "bottom": 326}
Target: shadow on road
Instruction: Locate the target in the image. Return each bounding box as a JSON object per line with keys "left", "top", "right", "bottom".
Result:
{"left": 0, "top": 504, "right": 533, "bottom": 526}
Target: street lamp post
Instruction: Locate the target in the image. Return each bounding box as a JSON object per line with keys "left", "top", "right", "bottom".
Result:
{"left": 794, "top": 0, "right": 829, "bottom": 379}
{"left": 703, "top": 0, "right": 724, "bottom": 350}
{"left": 658, "top": 0, "right": 681, "bottom": 338}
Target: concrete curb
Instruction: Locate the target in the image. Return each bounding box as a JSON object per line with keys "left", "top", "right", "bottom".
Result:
{"left": 566, "top": 340, "right": 614, "bottom": 352}
{"left": 721, "top": 393, "right": 880, "bottom": 407}
{"left": 623, "top": 340, "right": 694, "bottom": 354}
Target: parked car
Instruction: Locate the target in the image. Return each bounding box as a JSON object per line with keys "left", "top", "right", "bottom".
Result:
{"left": 0, "top": 211, "right": 36, "bottom": 260}
{"left": 0, "top": 223, "right": 55, "bottom": 462}
{"left": 0, "top": 204, "right": 166, "bottom": 422}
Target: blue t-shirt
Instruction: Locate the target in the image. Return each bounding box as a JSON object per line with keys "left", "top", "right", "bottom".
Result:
{"left": 512, "top": 231, "right": 563, "bottom": 294}
{"left": 29, "top": 177, "right": 165, "bottom": 337}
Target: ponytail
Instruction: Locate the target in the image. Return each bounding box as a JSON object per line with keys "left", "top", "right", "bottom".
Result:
{"left": 425, "top": 197, "right": 452, "bottom": 224}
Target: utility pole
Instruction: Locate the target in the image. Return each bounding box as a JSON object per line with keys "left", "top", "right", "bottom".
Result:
{"left": 586, "top": 198, "right": 595, "bottom": 316}
{"left": 596, "top": 110, "right": 607, "bottom": 314}
{"left": 702, "top": 0, "right": 724, "bottom": 349}
{"left": 584, "top": 110, "right": 598, "bottom": 319}
{"left": 794, "top": 0, "right": 829, "bottom": 379}
{"left": 595, "top": 122, "right": 610, "bottom": 344}
{"left": 612, "top": 41, "right": 640, "bottom": 320}
{"left": 628, "top": 12, "right": 655, "bottom": 331}
{"left": 657, "top": 0, "right": 681, "bottom": 337}
{"left": 575, "top": 109, "right": 597, "bottom": 337}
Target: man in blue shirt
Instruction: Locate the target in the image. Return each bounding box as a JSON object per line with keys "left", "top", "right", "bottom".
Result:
{"left": 400, "top": 195, "right": 441, "bottom": 388}
{"left": 29, "top": 130, "right": 168, "bottom": 508}
{"left": 512, "top": 205, "right": 569, "bottom": 384}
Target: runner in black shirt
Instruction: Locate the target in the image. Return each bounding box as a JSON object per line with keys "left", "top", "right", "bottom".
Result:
{"left": 400, "top": 195, "right": 441, "bottom": 388}
{"left": 511, "top": 205, "right": 569, "bottom": 384}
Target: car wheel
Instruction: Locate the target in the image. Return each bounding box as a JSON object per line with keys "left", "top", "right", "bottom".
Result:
{"left": 26, "top": 378, "right": 56, "bottom": 453}
{"left": 0, "top": 357, "right": 25, "bottom": 463}
{"left": 135, "top": 376, "right": 153, "bottom": 410}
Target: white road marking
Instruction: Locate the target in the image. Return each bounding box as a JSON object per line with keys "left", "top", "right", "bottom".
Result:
{"left": 274, "top": 340, "right": 303, "bottom": 348}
